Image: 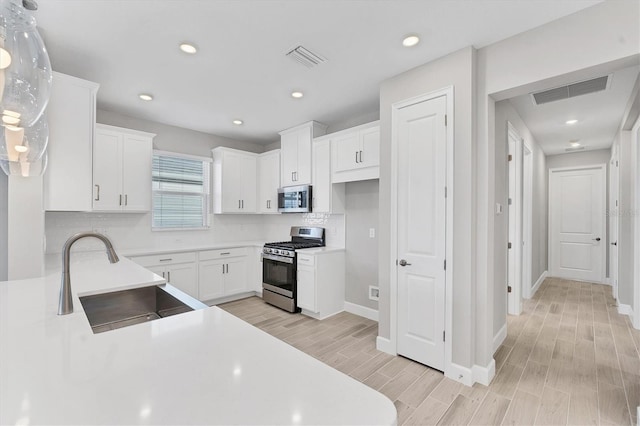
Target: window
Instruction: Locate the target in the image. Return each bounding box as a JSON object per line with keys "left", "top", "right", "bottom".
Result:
{"left": 152, "top": 151, "right": 211, "bottom": 230}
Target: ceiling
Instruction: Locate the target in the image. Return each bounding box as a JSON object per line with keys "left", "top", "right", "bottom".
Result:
{"left": 34, "top": 0, "right": 602, "bottom": 145}
{"left": 509, "top": 65, "right": 639, "bottom": 156}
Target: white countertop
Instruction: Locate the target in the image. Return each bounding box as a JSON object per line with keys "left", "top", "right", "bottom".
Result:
{"left": 0, "top": 253, "right": 396, "bottom": 425}
{"left": 296, "top": 246, "right": 346, "bottom": 254}
{"left": 119, "top": 240, "right": 267, "bottom": 257}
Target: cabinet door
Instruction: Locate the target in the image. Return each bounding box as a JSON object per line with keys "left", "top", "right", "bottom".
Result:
{"left": 332, "top": 132, "right": 360, "bottom": 173}
{"left": 198, "top": 259, "right": 225, "bottom": 301}
{"left": 312, "top": 140, "right": 331, "bottom": 213}
{"left": 295, "top": 126, "right": 312, "bottom": 185}
{"left": 359, "top": 127, "right": 380, "bottom": 169}
{"left": 296, "top": 266, "right": 316, "bottom": 312}
{"left": 240, "top": 154, "right": 257, "bottom": 213}
{"left": 258, "top": 151, "right": 280, "bottom": 213}
{"left": 221, "top": 151, "right": 243, "bottom": 213}
{"left": 122, "top": 135, "right": 152, "bottom": 211}
{"left": 280, "top": 132, "right": 298, "bottom": 187}
{"left": 166, "top": 262, "right": 198, "bottom": 299}
{"left": 224, "top": 258, "right": 247, "bottom": 295}
{"left": 93, "top": 129, "right": 123, "bottom": 211}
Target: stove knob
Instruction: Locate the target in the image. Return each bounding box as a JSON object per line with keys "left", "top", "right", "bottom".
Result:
{"left": 274, "top": 249, "right": 281, "bottom": 255}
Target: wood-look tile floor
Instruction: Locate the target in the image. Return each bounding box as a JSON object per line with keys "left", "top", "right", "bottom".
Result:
{"left": 219, "top": 278, "right": 640, "bottom": 425}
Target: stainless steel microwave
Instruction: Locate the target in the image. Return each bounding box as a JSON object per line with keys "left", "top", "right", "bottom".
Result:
{"left": 278, "top": 185, "right": 312, "bottom": 213}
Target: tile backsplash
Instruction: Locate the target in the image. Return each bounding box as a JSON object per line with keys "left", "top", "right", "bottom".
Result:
{"left": 45, "top": 212, "right": 345, "bottom": 254}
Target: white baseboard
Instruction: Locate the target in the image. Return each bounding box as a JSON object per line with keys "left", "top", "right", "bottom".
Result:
{"left": 376, "top": 336, "right": 395, "bottom": 355}
{"left": 472, "top": 359, "right": 496, "bottom": 386}
{"left": 344, "top": 302, "right": 379, "bottom": 322}
{"left": 531, "top": 270, "right": 548, "bottom": 298}
{"left": 446, "top": 363, "right": 473, "bottom": 386}
{"left": 618, "top": 304, "right": 634, "bottom": 325}
{"left": 493, "top": 324, "right": 507, "bottom": 353}
{"left": 603, "top": 278, "right": 613, "bottom": 286}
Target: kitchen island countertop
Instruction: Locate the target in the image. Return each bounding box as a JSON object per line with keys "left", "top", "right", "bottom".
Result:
{"left": 0, "top": 253, "right": 396, "bottom": 425}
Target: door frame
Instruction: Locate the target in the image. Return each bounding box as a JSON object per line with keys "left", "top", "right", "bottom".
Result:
{"left": 507, "top": 122, "right": 523, "bottom": 315}
{"left": 548, "top": 164, "right": 607, "bottom": 283}
{"left": 522, "top": 140, "right": 533, "bottom": 299}
{"left": 633, "top": 117, "right": 640, "bottom": 329}
{"left": 609, "top": 147, "right": 619, "bottom": 300}
{"left": 389, "top": 86, "right": 454, "bottom": 379}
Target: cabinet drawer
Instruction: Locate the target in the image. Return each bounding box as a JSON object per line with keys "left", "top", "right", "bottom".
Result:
{"left": 296, "top": 254, "right": 315, "bottom": 267}
{"left": 199, "top": 247, "right": 247, "bottom": 261}
{"left": 129, "top": 251, "right": 197, "bottom": 267}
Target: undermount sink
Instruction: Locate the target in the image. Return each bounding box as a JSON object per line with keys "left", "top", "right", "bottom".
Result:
{"left": 79, "top": 284, "right": 207, "bottom": 334}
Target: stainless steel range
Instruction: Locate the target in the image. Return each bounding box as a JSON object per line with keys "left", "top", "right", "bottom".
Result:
{"left": 262, "top": 226, "right": 325, "bottom": 312}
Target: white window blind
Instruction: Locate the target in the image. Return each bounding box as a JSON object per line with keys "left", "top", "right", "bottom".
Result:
{"left": 152, "top": 151, "right": 211, "bottom": 230}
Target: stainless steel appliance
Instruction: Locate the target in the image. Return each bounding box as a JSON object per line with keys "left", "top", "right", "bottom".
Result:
{"left": 262, "top": 226, "right": 325, "bottom": 312}
{"left": 278, "top": 185, "right": 312, "bottom": 213}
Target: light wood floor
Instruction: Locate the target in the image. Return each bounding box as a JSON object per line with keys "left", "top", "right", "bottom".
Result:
{"left": 219, "top": 278, "right": 640, "bottom": 425}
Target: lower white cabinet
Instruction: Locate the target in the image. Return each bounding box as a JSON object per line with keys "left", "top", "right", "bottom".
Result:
{"left": 198, "top": 248, "right": 248, "bottom": 301}
{"left": 296, "top": 250, "right": 345, "bottom": 319}
{"left": 129, "top": 252, "right": 198, "bottom": 299}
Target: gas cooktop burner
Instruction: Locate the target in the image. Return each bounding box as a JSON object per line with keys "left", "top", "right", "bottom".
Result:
{"left": 263, "top": 227, "right": 326, "bottom": 258}
{"left": 265, "top": 241, "right": 323, "bottom": 250}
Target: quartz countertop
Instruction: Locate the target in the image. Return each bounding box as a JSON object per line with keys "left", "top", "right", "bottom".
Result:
{"left": 118, "top": 240, "right": 267, "bottom": 257}
{"left": 296, "top": 246, "right": 346, "bottom": 254}
{"left": 0, "top": 253, "right": 396, "bottom": 425}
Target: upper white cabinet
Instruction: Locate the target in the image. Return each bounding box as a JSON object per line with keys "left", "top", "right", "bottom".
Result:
{"left": 312, "top": 138, "right": 344, "bottom": 214}
{"left": 280, "top": 121, "right": 327, "bottom": 187}
{"left": 93, "top": 124, "right": 155, "bottom": 212}
{"left": 212, "top": 147, "right": 257, "bottom": 213}
{"left": 331, "top": 121, "right": 380, "bottom": 183}
{"left": 44, "top": 72, "right": 99, "bottom": 211}
{"left": 258, "top": 149, "right": 280, "bottom": 213}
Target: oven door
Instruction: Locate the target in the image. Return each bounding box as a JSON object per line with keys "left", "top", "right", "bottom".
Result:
{"left": 262, "top": 254, "right": 296, "bottom": 298}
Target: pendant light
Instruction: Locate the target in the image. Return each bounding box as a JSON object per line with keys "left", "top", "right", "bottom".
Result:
{"left": 0, "top": 0, "right": 52, "bottom": 177}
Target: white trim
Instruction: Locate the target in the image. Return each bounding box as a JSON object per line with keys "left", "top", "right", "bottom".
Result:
{"left": 531, "top": 271, "right": 548, "bottom": 298}
{"left": 153, "top": 149, "right": 213, "bottom": 163}
{"left": 344, "top": 302, "right": 379, "bottom": 322}
{"left": 603, "top": 278, "right": 613, "bottom": 286}
{"left": 618, "top": 303, "right": 634, "bottom": 318}
{"left": 633, "top": 117, "right": 640, "bottom": 330}
{"left": 376, "top": 336, "right": 395, "bottom": 355}
{"left": 522, "top": 141, "right": 533, "bottom": 300}
{"left": 507, "top": 122, "right": 523, "bottom": 315}
{"left": 548, "top": 164, "right": 607, "bottom": 283}
{"left": 493, "top": 323, "right": 507, "bottom": 353}
{"left": 390, "top": 86, "right": 455, "bottom": 381}
{"left": 472, "top": 359, "right": 496, "bottom": 386}
{"left": 446, "top": 363, "right": 473, "bottom": 387}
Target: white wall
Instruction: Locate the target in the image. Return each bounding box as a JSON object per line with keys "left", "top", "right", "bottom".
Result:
{"left": 8, "top": 176, "right": 44, "bottom": 279}
{"left": 0, "top": 172, "right": 7, "bottom": 281}
{"left": 345, "top": 180, "right": 379, "bottom": 310}
{"left": 494, "top": 100, "right": 547, "bottom": 340}
{"left": 379, "top": 46, "right": 476, "bottom": 369}
{"left": 475, "top": 0, "right": 640, "bottom": 370}
{"left": 546, "top": 149, "right": 611, "bottom": 170}
{"left": 618, "top": 131, "right": 634, "bottom": 307}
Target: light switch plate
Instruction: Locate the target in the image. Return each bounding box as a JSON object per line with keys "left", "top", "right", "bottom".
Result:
{"left": 369, "top": 228, "right": 375, "bottom": 238}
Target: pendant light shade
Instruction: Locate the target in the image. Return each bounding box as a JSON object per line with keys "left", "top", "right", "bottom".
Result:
{"left": 0, "top": 111, "right": 47, "bottom": 174}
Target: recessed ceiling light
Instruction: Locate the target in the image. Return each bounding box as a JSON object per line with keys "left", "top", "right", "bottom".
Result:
{"left": 570, "top": 140, "right": 581, "bottom": 147}
{"left": 179, "top": 43, "right": 197, "bottom": 54}
{"left": 139, "top": 94, "right": 153, "bottom": 101}
{"left": 566, "top": 119, "right": 578, "bottom": 125}
{"left": 402, "top": 35, "right": 420, "bottom": 47}
{"left": 291, "top": 91, "right": 304, "bottom": 99}
{"left": 232, "top": 119, "right": 243, "bottom": 125}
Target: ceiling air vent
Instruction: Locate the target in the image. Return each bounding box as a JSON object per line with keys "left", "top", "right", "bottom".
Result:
{"left": 531, "top": 75, "right": 610, "bottom": 105}
{"left": 286, "top": 45, "right": 327, "bottom": 68}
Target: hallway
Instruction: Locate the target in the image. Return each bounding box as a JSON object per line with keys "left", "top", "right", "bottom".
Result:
{"left": 220, "top": 278, "right": 639, "bottom": 425}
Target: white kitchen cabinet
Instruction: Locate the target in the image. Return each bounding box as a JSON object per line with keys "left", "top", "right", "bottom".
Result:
{"left": 279, "top": 121, "right": 327, "bottom": 187}
{"left": 257, "top": 150, "right": 280, "bottom": 213}
{"left": 296, "top": 250, "right": 345, "bottom": 320}
{"left": 331, "top": 121, "right": 380, "bottom": 183}
{"left": 312, "top": 138, "right": 345, "bottom": 213}
{"left": 44, "top": 72, "right": 99, "bottom": 211}
{"left": 129, "top": 252, "right": 198, "bottom": 299}
{"left": 199, "top": 248, "right": 248, "bottom": 301}
{"left": 212, "top": 147, "right": 257, "bottom": 213}
{"left": 93, "top": 124, "right": 155, "bottom": 212}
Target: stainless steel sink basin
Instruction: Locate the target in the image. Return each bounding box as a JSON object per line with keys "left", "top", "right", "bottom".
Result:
{"left": 79, "top": 284, "right": 207, "bottom": 334}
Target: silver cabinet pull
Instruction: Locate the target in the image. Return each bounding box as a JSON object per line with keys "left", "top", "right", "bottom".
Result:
{"left": 94, "top": 184, "right": 100, "bottom": 201}
{"left": 125, "top": 194, "right": 128, "bottom": 206}
{"left": 398, "top": 259, "right": 412, "bottom": 267}
{"left": 159, "top": 258, "right": 172, "bottom": 262}
{"left": 292, "top": 171, "right": 295, "bottom": 182}
{"left": 162, "top": 271, "right": 165, "bottom": 278}
{"left": 167, "top": 271, "right": 171, "bottom": 282}
{"left": 220, "top": 252, "right": 230, "bottom": 255}
{"left": 119, "top": 194, "right": 122, "bottom": 206}
{"left": 222, "top": 264, "right": 225, "bottom": 274}
{"left": 241, "top": 199, "right": 244, "bottom": 209}
{"left": 359, "top": 150, "right": 363, "bottom": 163}
{"left": 355, "top": 151, "right": 359, "bottom": 163}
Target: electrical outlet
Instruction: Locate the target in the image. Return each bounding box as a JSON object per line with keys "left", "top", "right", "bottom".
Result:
{"left": 369, "top": 228, "right": 375, "bottom": 238}
{"left": 369, "top": 285, "right": 380, "bottom": 301}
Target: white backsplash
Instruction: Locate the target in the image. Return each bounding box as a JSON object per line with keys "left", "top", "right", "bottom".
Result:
{"left": 45, "top": 212, "right": 345, "bottom": 254}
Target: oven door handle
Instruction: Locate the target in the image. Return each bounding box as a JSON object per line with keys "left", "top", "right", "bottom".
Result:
{"left": 262, "top": 253, "right": 295, "bottom": 264}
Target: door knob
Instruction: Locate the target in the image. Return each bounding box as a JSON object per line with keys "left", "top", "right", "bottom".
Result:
{"left": 398, "top": 259, "right": 411, "bottom": 267}
{"left": 592, "top": 237, "right": 601, "bottom": 241}
{"left": 611, "top": 242, "right": 617, "bottom": 246}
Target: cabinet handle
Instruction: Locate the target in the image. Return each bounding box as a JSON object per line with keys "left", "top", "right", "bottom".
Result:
{"left": 125, "top": 194, "right": 128, "bottom": 206}
{"left": 355, "top": 151, "right": 359, "bottom": 163}
{"left": 238, "top": 200, "right": 241, "bottom": 209}
{"left": 359, "top": 150, "right": 363, "bottom": 163}
{"left": 222, "top": 264, "right": 225, "bottom": 274}
{"left": 94, "top": 184, "right": 100, "bottom": 201}
{"left": 291, "top": 171, "right": 295, "bottom": 182}
{"left": 162, "top": 271, "right": 165, "bottom": 278}
{"left": 226, "top": 264, "right": 229, "bottom": 274}
{"left": 220, "top": 252, "right": 230, "bottom": 255}
{"left": 119, "top": 194, "right": 122, "bottom": 206}
{"left": 159, "top": 258, "right": 172, "bottom": 262}
{"left": 241, "top": 199, "right": 244, "bottom": 209}
{"left": 267, "top": 200, "right": 270, "bottom": 209}
{"left": 167, "top": 271, "right": 171, "bottom": 282}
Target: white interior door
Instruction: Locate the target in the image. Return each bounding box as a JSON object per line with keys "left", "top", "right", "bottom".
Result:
{"left": 507, "top": 127, "right": 523, "bottom": 315}
{"left": 549, "top": 166, "right": 606, "bottom": 282}
{"left": 396, "top": 95, "right": 447, "bottom": 371}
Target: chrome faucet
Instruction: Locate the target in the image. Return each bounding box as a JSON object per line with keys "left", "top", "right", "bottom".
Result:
{"left": 58, "top": 232, "right": 119, "bottom": 315}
